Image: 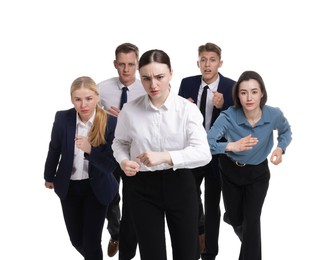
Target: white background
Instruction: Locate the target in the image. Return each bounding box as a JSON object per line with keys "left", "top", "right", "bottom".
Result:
{"left": 0, "top": 0, "right": 334, "bottom": 259}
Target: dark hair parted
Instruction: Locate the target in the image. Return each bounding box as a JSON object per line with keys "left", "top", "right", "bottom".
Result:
{"left": 232, "top": 71, "right": 268, "bottom": 108}
{"left": 138, "top": 49, "right": 172, "bottom": 71}
{"left": 198, "top": 42, "right": 222, "bottom": 59}
{"left": 115, "top": 42, "right": 139, "bottom": 61}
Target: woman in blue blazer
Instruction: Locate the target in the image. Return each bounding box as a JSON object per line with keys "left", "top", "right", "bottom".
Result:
{"left": 44, "top": 76, "right": 119, "bottom": 260}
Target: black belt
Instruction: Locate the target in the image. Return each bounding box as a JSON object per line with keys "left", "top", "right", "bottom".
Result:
{"left": 228, "top": 157, "right": 246, "bottom": 167}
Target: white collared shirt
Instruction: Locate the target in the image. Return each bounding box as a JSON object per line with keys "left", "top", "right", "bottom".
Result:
{"left": 112, "top": 91, "right": 212, "bottom": 172}
{"left": 197, "top": 76, "right": 220, "bottom": 132}
{"left": 98, "top": 77, "right": 146, "bottom": 110}
{"left": 71, "top": 111, "right": 95, "bottom": 180}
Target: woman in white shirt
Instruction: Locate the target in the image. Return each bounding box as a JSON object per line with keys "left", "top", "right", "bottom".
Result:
{"left": 112, "top": 49, "right": 212, "bottom": 260}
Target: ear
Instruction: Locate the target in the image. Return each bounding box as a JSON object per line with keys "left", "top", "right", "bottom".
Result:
{"left": 113, "top": 60, "right": 117, "bottom": 69}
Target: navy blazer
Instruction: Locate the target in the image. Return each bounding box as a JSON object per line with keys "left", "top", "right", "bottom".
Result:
{"left": 178, "top": 73, "right": 235, "bottom": 127}
{"left": 178, "top": 73, "right": 235, "bottom": 173}
{"left": 44, "top": 108, "right": 119, "bottom": 206}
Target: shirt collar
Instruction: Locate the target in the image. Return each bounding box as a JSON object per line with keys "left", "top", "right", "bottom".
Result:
{"left": 117, "top": 78, "right": 136, "bottom": 91}
{"left": 236, "top": 105, "right": 271, "bottom": 126}
{"left": 76, "top": 109, "right": 96, "bottom": 126}
{"left": 143, "top": 91, "right": 172, "bottom": 111}
{"left": 201, "top": 75, "right": 220, "bottom": 91}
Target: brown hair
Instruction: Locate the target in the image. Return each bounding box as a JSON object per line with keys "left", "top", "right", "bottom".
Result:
{"left": 138, "top": 49, "right": 172, "bottom": 71}
{"left": 115, "top": 42, "right": 139, "bottom": 61}
{"left": 198, "top": 42, "right": 222, "bottom": 59}
{"left": 70, "top": 76, "right": 108, "bottom": 146}
{"left": 232, "top": 71, "right": 268, "bottom": 108}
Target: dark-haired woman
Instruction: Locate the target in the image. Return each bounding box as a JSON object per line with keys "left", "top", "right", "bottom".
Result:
{"left": 112, "top": 49, "right": 212, "bottom": 260}
{"left": 208, "top": 71, "right": 292, "bottom": 260}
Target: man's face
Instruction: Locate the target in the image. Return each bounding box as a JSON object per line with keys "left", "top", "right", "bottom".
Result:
{"left": 114, "top": 51, "right": 138, "bottom": 86}
{"left": 197, "top": 51, "right": 223, "bottom": 84}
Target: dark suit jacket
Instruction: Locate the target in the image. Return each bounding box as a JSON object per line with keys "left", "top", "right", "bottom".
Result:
{"left": 178, "top": 73, "right": 235, "bottom": 127}
{"left": 178, "top": 73, "right": 235, "bottom": 173}
{"left": 44, "top": 108, "right": 119, "bottom": 206}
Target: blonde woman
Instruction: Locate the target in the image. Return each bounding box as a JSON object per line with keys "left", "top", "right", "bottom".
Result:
{"left": 44, "top": 76, "right": 119, "bottom": 260}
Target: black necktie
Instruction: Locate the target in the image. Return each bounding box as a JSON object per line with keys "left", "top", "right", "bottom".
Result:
{"left": 120, "top": 87, "right": 128, "bottom": 109}
{"left": 200, "top": 86, "right": 209, "bottom": 127}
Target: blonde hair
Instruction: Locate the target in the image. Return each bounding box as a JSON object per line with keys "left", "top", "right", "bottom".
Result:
{"left": 70, "top": 76, "right": 107, "bottom": 146}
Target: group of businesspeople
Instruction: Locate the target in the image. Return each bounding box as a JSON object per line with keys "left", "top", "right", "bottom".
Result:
{"left": 44, "top": 42, "right": 292, "bottom": 260}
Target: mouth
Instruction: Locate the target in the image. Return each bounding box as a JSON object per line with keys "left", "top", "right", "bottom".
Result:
{"left": 150, "top": 90, "right": 159, "bottom": 95}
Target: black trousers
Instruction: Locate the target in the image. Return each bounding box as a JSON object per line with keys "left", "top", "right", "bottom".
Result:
{"left": 61, "top": 179, "right": 107, "bottom": 260}
{"left": 119, "top": 175, "right": 138, "bottom": 260}
{"left": 106, "top": 166, "right": 137, "bottom": 259}
{"left": 219, "top": 155, "right": 270, "bottom": 260}
{"left": 193, "top": 160, "right": 222, "bottom": 260}
{"left": 127, "top": 169, "right": 198, "bottom": 260}
{"left": 106, "top": 167, "right": 121, "bottom": 240}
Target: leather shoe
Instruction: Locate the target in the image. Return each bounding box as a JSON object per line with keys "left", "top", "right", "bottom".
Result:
{"left": 199, "top": 233, "right": 205, "bottom": 253}
{"left": 107, "top": 239, "right": 119, "bottom": 257}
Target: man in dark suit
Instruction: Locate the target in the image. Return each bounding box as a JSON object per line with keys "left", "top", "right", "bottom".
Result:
{"left": 178, "top": 43, "right": 235, "bottom": 260}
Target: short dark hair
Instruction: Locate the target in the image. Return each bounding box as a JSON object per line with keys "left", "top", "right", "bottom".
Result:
{"left": 115, "top": 43, "right": 139, "bottom": 61}
{"left": 198, "top": 42, "right": 222, "bottom": 59}
{"left": 232, "top": 71, "right": 268, "bottom": 108}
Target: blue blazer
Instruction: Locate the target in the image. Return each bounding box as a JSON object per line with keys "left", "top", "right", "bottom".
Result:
{"left": 178, "top": 73, "right": 235, "bottom": 173}
{"left": 44, "top": 108, "right": 119, "bottom": 206}
{"left": 178, "top": 73, "right": 235, "bottom": 127}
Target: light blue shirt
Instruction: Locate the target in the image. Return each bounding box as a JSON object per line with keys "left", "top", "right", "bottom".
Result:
{"left": 207, "top": 105, "right": 292, "bottom": 165}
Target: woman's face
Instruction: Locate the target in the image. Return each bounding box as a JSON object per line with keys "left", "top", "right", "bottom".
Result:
{"left": 71, "top": 87, "right": 99, "bottom": 123}
{"left": 139, "top": 62, "right": 172, "bottom": 105}
{"left": 238, "top": 79, "right": 263, "bottom": 112}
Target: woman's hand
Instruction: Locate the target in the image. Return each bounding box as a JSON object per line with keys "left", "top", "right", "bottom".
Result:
{"left": 120, "top": 160, "right": 141, "bottom": 176}
{"left": 137, "top": 151, "right": 172, "bottom": 167}
{"left": 45, "top": 181, "right": 54, "bottom": 189}
{"left": 75, "top": 136, "right": 92, "bottom": 154}
{"left": 226, "top": 134, "right": 258, "bottom": 152}
{"left": 270, "top": 147, "right": 283, "bottom": 165}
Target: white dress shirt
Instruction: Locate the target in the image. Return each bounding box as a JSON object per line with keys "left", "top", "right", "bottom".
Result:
{"left": 112, "top": 91, "right": 212, "bottom": 172}
{"left": 197, "top": 76, "right": 220, "bottom": 132}
{"left": 70, "top": 111, "right": 95, "bottom": 180}
{"left": 98, "top": 77, "right": 146, "bottom": 110}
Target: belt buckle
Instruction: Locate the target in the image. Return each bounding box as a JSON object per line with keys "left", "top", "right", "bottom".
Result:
{"left": 235, "top": 161, "right": 246, "bottom": 167}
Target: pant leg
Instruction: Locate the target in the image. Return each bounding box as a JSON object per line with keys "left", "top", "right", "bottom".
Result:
{"left": 201, "top": 162, "right": 222, "bottom": 260}
{"left": 241, "top": 171, "right": 269, "bottom": 260}
{"left": 82, "top": 185, "right": 108, "bottom": 260}
{"left": 127, "top": 171, "right": 167, "bottom": 260}
{"left": 218, "top": 155, "right": 270, "bottom": 260}
{"left": 192, "top": 167, "right": 206, "bottom": 235}
{"left": 119, "top": 175, "right": 138, "bottom": 260}
{"left": 165, "top": 169, "right": 198, "bottom": 260}
{"left": 61, "top": 179, "right": 107, "bottom": 260}
{"left": 106, "top": 166, "right": 122, "bottom": 240}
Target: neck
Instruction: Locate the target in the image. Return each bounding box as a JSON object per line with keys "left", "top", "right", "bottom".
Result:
{"left": 244, "top": 108, "right": 262, "bottom": 127}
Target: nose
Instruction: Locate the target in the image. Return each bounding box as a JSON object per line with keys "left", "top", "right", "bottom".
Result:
{"left": 80, "top": 100, "right": 87, "bottom": 107}
{"left": 150, "top": 78, "right": 157, "bottom": 89}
